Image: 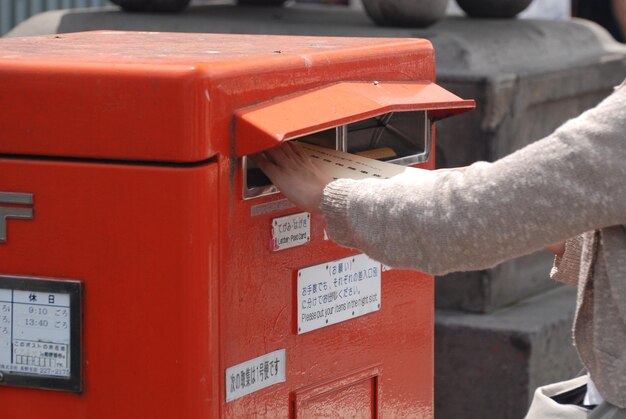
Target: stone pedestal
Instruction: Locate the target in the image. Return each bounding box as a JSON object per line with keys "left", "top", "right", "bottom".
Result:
{"left": 435, "top": 286, "right": 582, "bottom": 419}
{"left": 7, "top": 6, "right": 626, "bottom": 418}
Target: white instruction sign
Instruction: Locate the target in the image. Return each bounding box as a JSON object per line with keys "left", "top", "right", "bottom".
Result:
{"left": 297, "top": 254, "right": 381, "bottom": 334}
{"left": 225, "top": 349, "right": 286, "bottom": 402}
{"left": 271, "top": 212, "right": 310, "bottom": 251}
{"left": 0, "top": 289, "right": 71, "bottom": 377}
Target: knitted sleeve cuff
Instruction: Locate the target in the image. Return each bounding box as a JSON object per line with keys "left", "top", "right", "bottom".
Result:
{"left": 550, "top": 235, "right": 584, "bottom": 287}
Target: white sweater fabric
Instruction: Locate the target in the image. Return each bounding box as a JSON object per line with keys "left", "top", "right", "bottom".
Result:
{"left": 321, "top": 81, "right": 626, "bottom": 407}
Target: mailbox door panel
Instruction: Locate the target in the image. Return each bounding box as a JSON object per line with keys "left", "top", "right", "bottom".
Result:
{"left": 296, "top": 377, "right": 376, "bottom": 418}
{"left": 0, "top": 158, "right": 219, "bottom": 419}
{"left": 220, "top": 158, "right": 434, "bottom": 418}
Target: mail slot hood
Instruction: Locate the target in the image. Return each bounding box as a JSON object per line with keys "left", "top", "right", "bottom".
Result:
{"left": 235, "top": 81, "right": 475, "bottom": 157}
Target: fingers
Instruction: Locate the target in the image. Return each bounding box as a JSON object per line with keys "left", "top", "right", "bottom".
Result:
{"left": 287, "top": 142, "right": 308, "bottom": 161}
{"left": 283, "top": 143, "right": 333, "bottom": 182}
{"left": 250, "top": 153, "right": 276, "bottom": 179}
{"left": 280, "top": 141, "right": 308, "bottom": 164}
{"left": 265, "top": 146, "right": 293, "bottom": 168}
{"left": 263, "top": 142, "right": 306, "bottom": 168}
{"left": 251, "top": 143, "right": 300, "bottom": 181}
{"left": 253, "top": 142, "right": 324, "bottom": 178}
{"left": 250, "top": 152, "right": 268, "bottom": 168}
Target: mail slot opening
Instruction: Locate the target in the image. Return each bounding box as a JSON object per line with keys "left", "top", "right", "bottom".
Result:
{"left": 243, "top": 110, "right": 430, "bottom": 199}
{"left": 344, "top": 110, "right": 429, "bottom": 164}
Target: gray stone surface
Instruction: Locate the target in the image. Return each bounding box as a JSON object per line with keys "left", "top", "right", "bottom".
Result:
{"left": 435, "top": 285, "right": 582, "bottom": 419}
{"left": 435, "top": 250, "right": 557, "bottom": 313}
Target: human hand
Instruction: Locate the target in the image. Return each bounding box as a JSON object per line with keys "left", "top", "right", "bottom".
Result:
{"left": 546, "top": 241, "right": 565, "bottom": 258}
{"left": 251, "top": 142, "right": 334, "bottom": 214}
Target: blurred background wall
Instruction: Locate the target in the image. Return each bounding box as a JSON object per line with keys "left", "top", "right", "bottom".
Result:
{"left": 1, "top": 0, "right": 108, "bottom": 36}
{"left": 0, "top": 0, "right": 575, "bottom": 37}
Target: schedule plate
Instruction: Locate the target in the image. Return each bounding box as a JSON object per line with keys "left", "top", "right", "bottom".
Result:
{"left": 0, "top": 275, "right": 82, "bottom": 393}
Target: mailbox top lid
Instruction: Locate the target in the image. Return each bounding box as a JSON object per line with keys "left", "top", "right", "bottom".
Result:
{"left": 0, "top": 31, "right": 448, "bottom": 163}
{"left": 0, "top": 30, "right": 421, "bottom": 65}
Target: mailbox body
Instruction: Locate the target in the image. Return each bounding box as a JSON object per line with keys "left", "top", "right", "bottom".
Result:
{"left": 0, "top": 32, "right": 472, "bottom": 418}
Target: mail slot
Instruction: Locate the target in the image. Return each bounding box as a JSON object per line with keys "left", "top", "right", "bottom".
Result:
{"left": 0, "top": 31, "right": 474, "bottom": 418}
{"left": 244, "top": 110, "right": 431, "bottom": 198}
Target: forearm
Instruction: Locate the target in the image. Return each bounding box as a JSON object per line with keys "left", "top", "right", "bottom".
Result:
{"left": 322, "top": 86, "right": 626, "bottom": 274}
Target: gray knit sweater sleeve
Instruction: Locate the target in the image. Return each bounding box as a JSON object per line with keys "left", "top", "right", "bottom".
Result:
{"left": 321, "top": 84, "right": 626, "bottom": 275}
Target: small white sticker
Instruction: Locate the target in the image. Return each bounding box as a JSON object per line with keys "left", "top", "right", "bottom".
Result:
{"left": 297, "top": 254, "right": 381, "bottom": 334}
{"left": 271, "top": 212, "right": 310, "bottom": 251}
{"left": 382, "top": 264, "right": 393, "bottom": 272}
{"left": 225, "top": 349, "right": 286, "bottom": 402}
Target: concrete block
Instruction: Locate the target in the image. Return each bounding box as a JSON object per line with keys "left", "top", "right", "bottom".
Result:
{"left": 435, "top": 55, "right": 626, "bottom": 168}
{"left": 435, "top": 286, "right": 583, "bottom": 419}
{"left": 435, "top": 250, "right": 557, "bottom": 313}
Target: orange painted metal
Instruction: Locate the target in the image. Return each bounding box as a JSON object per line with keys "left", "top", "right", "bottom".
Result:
{"left": 0, "top": 31, "right": 439, "bottom": 162}
{"left": 235, "top": 81, "right": 475, "bottom": 156}
{"left": 293, "top": 365, "right": 382, "bottom": 418}
{"left": 0, "top": 31, "right": 474, "bottom": 418}
{"left": 0, "top": 159, "right": 219, "bottom": 418}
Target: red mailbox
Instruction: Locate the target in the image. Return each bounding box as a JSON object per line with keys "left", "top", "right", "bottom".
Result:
{"left": 0, "top": 31, "right": 474, "bottom": 418}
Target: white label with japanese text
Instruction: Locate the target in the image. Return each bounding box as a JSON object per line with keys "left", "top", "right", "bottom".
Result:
{"left": 0, "top": 289, "right": 71, "bottom": 377}
{"left": 297, "top": 254, "right": 381, "bottom": 334}
{"left": 271, "top": 212, "right": 310, "bottom": 251}
{"left": 225, "top": 349, "right": 286, "bottom": 402}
